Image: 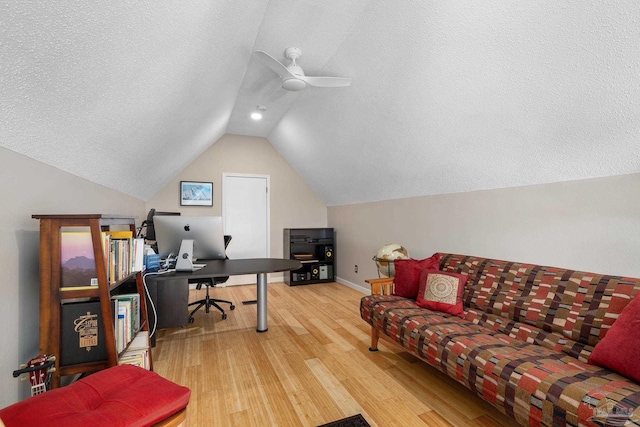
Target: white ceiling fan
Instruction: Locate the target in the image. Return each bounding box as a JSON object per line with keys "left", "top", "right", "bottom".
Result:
{"left": 254, "top": 47, "right": 351, "bottom": 92}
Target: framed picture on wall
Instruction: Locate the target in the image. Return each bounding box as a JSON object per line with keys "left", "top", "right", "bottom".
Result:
{"left": 180, "top": 181, "right": 213, "bottom": 206}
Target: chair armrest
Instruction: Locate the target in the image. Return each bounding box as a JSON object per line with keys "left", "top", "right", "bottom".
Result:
{"left": 365, "top": 277, "right": 394, "bottom": 295}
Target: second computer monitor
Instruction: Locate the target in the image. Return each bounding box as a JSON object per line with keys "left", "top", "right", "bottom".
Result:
{"left": 154, "top": 215, "right": 226, "bottom": 260}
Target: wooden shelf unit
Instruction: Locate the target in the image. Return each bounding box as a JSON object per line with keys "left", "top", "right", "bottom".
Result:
{"left": 32, "top": 214, "right": 152, "bottom": 388}
{"left": 284, "top": 228, "right": 335, "bottom": 286}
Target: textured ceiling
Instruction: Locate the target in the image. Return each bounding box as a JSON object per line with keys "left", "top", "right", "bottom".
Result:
{"left": 1, "top": 1, "right": 639, "bottom": 206}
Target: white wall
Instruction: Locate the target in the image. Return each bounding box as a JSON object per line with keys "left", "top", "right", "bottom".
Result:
{"left": 0, "top": 147, "right": 145, "bottom": 407}
{"left": 5, "top": 132, "right": 638, "bottom": 408}
{"left": 329, "top": 173, "right": 640, "bottom": 289}
{"left": 146, "top": 134, "right": 328, "bottom": 280}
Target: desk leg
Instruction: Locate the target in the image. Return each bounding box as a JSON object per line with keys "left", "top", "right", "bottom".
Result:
{"left": 256, "top": 272, "right": 268, "bottom": 332}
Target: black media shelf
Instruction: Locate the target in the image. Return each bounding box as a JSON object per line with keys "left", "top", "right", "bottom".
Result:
{"left": 284, "top": 228, "right": 335, "bottom": 286}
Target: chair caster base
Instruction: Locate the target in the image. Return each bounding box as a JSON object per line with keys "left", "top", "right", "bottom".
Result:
{"left": 188, "top": 317, "right": 195, "bottom": 323}
{"left": 221, "top": 313, "right": 227, "bottom": 320}
{"left": 230, "top": 305, "right": 235, "bottom": 310}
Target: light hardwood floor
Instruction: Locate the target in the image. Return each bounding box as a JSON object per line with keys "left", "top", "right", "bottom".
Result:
{"left": 152, "top": 282, "right": 518, "bottom": 427}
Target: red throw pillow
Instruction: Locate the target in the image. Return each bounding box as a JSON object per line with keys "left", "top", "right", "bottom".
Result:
{"left": 416, "top": 269, "right": 467, "bottom": 318}
{"left": 393, "top": 254, "right": 441, "bottom": 299}
{"left": 589, "top": 292, "right": 640, "bottom": 382}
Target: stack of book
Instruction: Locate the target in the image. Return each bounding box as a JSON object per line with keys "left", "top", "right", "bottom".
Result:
{"left": 111, "top": 293, "right": 140, "bottom": 354}
{"left": 118, "top": 331, "right": 151, "bottom": 370}
{"left": 101, "top": 231, "right": 145, "bottom": 284}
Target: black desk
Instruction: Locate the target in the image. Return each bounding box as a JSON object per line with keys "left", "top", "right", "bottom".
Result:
{"left": 146, "top": 258, "right": 301, "bottom": 332}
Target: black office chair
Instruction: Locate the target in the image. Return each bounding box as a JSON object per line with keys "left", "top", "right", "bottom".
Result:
{"left": 187, "top": 235, "right": 235, "bottom": 322}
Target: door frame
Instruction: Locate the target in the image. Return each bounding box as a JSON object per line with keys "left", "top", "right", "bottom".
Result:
{"left": 222, "top": 172, "right": 271, "bottom": 261}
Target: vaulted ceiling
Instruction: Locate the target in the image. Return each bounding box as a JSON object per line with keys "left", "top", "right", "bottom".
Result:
{"left": 2, "top": 1, "right": 639, "bottom": 206}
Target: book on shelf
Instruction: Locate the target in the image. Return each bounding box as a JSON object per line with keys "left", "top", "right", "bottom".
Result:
{"left": 102, "top": 231, "right": 145, "bottom": 284}
{"left": 101, "top": 232, "right": 111, "bottom": 284}
{"left": 119, "top": 349, "right": 147, "bottom": 369}
{"left": 111, "top": 293, "right": 141, "bottom": 353}
{"left": 114, "top": 301, "right": 126, "bottom": 353}
{"left": 126, "top": 330, "right": 149, "bottom": 351}
{"left": 119, "top": 331, "right": 150, "bottom": 370}
{"left": 60, "top": 230, "right": 98, "bottom": 288}
{"left": 60, "top": 301, "right": 107, "bottom": 365}
{"left": 104, "top": 230, "right": 134, "bottom": 240}
{"left": 120, "top": 293, "right": 141, "bottom": 338}
{"left": 132, "top": 238, "right": 144, "bottom": 272}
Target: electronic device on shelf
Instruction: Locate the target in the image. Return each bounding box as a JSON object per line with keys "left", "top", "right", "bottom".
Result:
{"left": 153, "top": 216, "right": 227, "bottom": 268}
{"left": 283, "top": 228, "right": 335, "bottom": 286}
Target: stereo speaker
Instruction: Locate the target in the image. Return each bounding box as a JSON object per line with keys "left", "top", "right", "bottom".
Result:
{"left": 318, "top": 245, "right": 333, "bottom": 261}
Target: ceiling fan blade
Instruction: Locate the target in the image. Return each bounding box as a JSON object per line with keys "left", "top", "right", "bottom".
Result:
{"left": 299, "top": 76, "right": 351, "bottom": 88}
{"left": 254, "top": 51, "right": 295, "bottom": 80}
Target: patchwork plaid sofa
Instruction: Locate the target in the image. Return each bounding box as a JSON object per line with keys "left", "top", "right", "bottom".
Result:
{"left": 360, "top": 253, "right": 640, "bottom": 427}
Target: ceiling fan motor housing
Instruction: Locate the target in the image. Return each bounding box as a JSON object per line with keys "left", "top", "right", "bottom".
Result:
{"left": 282, "top": 48, "right": 306, "bottom": 91}
{"left": 282, "top": 78, "right": 306, "bottom": 91}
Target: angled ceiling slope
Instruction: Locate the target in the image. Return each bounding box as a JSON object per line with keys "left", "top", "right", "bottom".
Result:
{"left": 1, "top": 1, "right": 639, "bottom": 205}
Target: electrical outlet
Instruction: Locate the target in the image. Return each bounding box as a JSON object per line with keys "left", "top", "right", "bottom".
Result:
{"left": 354, "top": 265, "right": 358, "bottom": 273}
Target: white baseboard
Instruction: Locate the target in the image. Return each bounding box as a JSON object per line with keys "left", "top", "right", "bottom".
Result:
{"left": 335, "top": 276, "right": 370, "bottom": 295}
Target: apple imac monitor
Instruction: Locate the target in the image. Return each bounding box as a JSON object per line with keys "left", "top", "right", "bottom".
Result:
{"left": 145, "top": 209, "right": 180, "bottom": 241}
{"left": 154, "top": 215, "right": 226, "bottom": 260}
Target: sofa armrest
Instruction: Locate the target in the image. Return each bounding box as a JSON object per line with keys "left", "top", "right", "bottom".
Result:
{"left": 365, "top": 278, "right": 394, "bottom": 295}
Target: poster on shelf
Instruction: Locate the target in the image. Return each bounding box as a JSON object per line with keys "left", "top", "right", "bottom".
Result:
{"left": 60, "top": 301, "right": 107, "bottom": 365}
{"left": 60, "top": 229, "right": 97, "bottom": 287}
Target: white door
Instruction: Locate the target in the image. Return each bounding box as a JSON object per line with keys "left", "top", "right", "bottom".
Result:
{"left": 222, "top": 173, "right": 270, "bottom": 285}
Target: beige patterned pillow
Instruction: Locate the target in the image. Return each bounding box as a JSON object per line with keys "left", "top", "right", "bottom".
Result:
{"left": 416, "top": 270, "right": 468, "bottom": 318}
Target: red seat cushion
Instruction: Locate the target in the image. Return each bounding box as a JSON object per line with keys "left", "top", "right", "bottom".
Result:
{"left": 0, "top": 364, "right": 190, "bottom": 427}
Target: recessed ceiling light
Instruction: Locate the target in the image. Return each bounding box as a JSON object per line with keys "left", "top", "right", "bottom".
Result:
{"left": 251, "top": 104, "right": 266, "bottom": 120}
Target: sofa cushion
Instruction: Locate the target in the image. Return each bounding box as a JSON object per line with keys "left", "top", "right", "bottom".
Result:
{"left": 463, "top": 307, "right": 594, "bottom": 362}
{"left": 416, "top": 269, "right": 466, "bottom": 317}
{"left": 589, "top": 292, "right": 640, "bottom": 383}
{"left": 438, "top": 253, "right": 640, "bottom": 349}
{"left": 392, "top": 254, "right": 440, "bottom": 299}
{"left": 0, "top": 364, "right": 190, "bottom": 427}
